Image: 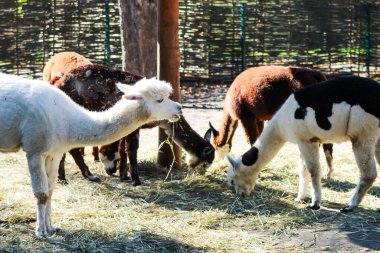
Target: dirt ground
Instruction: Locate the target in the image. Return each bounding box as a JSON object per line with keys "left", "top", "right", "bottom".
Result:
{"left": 138, "top": 83, "right": 380, "bottom": 252}
{"left": 0, "top": 83, "right": 379, "bottom": 252}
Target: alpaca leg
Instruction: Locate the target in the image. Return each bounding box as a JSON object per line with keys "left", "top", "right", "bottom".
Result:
{"left": 44, "top": 155, "right": 61, "bottom": 235}
{"left": 240, "top": 117, "right": 260, "bottom": 145}
{"left": 295, "top": 156, "right": 311, "bottom": 203}
{"left": 374, "top": 140, "right": 380, "bottom": 166}
{"left": 126, "top": 130, "right": 141, "bottom": 186}
{"left": 118, "top": 138, "right": 129, "bottom": 180}
{"left": 341, "top": 140, "right": 377, "bottom": 212}
{"left": 322, "top": 143, "right": 334, "bottom": 179}
{"left": 69, "top": 148, "right": 100, "bottom": 182}
{"left": 92, "top": 146, "right": 100, "bottom": 161}
{"left": 211, "top": 114, "right": 237, "bottom": 161}
{"left": 26, "top": 154, "right": 49, "bottom": 237}
{"left": 58, "top": 153, "right": 67, "bottom": 182}
{"left": 298, "top": 142, "right": 322, "bottom": 210}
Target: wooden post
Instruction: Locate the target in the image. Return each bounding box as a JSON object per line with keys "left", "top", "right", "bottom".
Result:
{"left": 157, "top": 0, "right": 182, "bottom": 168}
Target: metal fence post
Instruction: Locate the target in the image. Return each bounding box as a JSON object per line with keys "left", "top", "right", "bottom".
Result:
{"left": 240, "top": 2, "right": 246, "bottom": 72}
{"left": 365, "top": 3, "right": 371, "bottom": 77}
{"left": 105, "top": 0, "right": 111, "bottom": 66}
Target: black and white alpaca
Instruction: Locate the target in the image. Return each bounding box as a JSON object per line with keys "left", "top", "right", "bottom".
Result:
{"left": 0, "top": 73, "right": 182, "bottom": 237}
{"left": 227, "top": 76, "right": 380, "bottom": 212}
{"left": 204, "top": 66, "right": 334, "bottom": 178}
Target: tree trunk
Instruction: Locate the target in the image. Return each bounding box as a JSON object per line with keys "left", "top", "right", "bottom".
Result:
{"left": 118, "top": 0, "right": 181, "bottom": 169}
{"left": 156, "top": 0, "right": 181, "bottom": 169}
{"left": 118, "top": 0, "right": 157, "bottom": 77}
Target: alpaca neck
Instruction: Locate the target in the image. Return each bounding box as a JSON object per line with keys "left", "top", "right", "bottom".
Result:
{"left": 244, "top": 118, "right": 285, "bottom": 173}
{"left": 216, "top": 112, "right": 238, "bottom": 147}
{"left": 66, "top": 100, "right": 151, "bottom": 148}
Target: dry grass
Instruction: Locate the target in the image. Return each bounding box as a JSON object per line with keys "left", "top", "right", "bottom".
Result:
{"left": 0, "top": 141, "right": 379, "bottom": 252}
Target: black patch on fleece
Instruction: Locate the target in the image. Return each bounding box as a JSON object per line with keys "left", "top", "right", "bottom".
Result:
{"left": 242, "top": 147, "right": 259, "bottom": 166}
{"left": 295, "top": 107, "right": 307, "bottom": 119}
{"left": 294, "top": 76, "right": 380, "bottom": 130}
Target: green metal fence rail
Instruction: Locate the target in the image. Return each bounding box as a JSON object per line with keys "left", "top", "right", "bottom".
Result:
{"left": 0, "top": 0, "right": 379, "bottom": 82}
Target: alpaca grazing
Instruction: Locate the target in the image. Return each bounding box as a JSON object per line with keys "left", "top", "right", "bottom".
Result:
{"left": 226, "top": 76, "right": 380, "bottom": 212}
{"left": 100, "top": 115, "right": 216, "bottom": 180}
{"left": 205, "top": 66, "right": 334, "bottom": 177}
{"left": 46, "top": 62, "right": 214, "bottom": 185}
{"left": 0, "top": 73, "right": 182, "bottom": 237}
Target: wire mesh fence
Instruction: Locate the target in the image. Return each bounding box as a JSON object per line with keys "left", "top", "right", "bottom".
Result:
{"left": 179, "top": 0, "right": 380, "bottom": 81}
{"left": 0, "top": 0, "right": 379, "bottom": 82}
{"left": 0, "top": 0, "right": 121, "bottom": 78}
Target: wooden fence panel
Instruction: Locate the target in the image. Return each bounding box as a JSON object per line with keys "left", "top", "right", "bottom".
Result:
{"left": 0, "top": 0, "right": 379, "bottom": 81}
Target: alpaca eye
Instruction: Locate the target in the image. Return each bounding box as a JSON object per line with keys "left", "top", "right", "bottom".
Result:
{"left": 157, "top": 99, "right": 163, "bottom": 103}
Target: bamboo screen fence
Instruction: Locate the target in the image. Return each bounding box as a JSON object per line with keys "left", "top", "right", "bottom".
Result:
{"left": 0, "top": 0, "right": 379, "bottom": 82}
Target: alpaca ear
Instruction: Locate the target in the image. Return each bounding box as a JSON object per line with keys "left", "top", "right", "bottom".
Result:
{"left": 204, "top": 128, "right": 212, "bottom": 141}
{"left": 122, "top": 94, "right": 143, "bottom": 100}
{"left": 204, "top": 122, "right": 218, "bottom": 141}
{"left": 209, "top": 122, "right": 219, "bottom": 136}
{"left": 226, "top": 154, "right": 237, "bottom": 170}
{"left": 116, "top": 82, "right": 131, "bottom": 94}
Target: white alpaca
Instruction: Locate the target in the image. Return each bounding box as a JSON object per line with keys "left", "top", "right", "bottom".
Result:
{"left": 226, "top": 76, "right": 380, "bottom": 212}
{"left": 0, "top": 73, "right": 182, "bottom": 237}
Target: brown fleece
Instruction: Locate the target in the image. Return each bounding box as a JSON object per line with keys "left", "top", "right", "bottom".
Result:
{"left": 214, "top": 66, "right": 327, "bottom": 147}
{"left": 43, "top": 51, "right": 92, "bottom": 83}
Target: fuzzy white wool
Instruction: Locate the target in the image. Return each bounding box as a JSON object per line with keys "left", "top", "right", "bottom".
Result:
{"left": 227, "top": 93, "right": 380, "bottom": 212}
{"left": 0, "top": 73, "right": 182, "bottom": 237}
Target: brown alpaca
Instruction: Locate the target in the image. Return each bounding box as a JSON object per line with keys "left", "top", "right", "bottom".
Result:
{"left": 43, "top": 51, "right": 92, "bottom": 83}
{"left": 205, "top": 66, "right": 334, "bottom": 177}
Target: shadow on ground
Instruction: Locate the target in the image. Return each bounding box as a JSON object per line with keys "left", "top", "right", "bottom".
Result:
{"left": 323, "top": 178, "right": 380, "bottom": 198}
{"left": 275, "top": 221, "right": 380, "bottom": 252}
{"left": 44, "top": 229, "right": 205, "bottom": 253}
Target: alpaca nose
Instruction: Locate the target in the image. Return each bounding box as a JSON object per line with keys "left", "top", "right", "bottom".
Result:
{"left": 176, "top": 103, "right": 183, "bottom": 114}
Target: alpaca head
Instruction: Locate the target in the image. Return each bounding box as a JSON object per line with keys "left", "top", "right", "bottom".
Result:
{"left": 99, "top": 142, "right": 120, "bottom": 175}
{"left": 204, "top": 122, "right": 231, "bottom": 162}
{"left": 226, "top": 154, "right": 259, "bottom": 197}
{"left": 185, "top": 145, "right": 215, "bottom": 172}
{"left": 117, "top": 78, "right": 182, "bottom": 122}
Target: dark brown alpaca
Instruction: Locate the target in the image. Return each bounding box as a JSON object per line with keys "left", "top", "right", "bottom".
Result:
{"left": 44, "top": 59, "right": 214, "bottom": 185}
{"left": 205, "top": 66, "right": 334, "bottom": 177}
{"left": 48, "top": 63, "right": 142, "bottom": 183}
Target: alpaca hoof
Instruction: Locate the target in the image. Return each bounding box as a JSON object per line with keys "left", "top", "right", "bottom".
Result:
{"left": 324, "top": 173, "right": 332, "bottom": 181}
{"left": 35, "top": 230, "right": 49, "bottom": 238}
{"left": 294, "top": 197, "right": 305, "bottom": 203}
{"left": 307, "top": 204, "right": 320, "bottom": 210}
{"left": 47, "top": 226, "right": 61, "bottom": 236}
{"left": 36, "top": 227, "right": 58, "bottom": 238}
{"left": 120, "top": 175, "right": 131, "bottom": 181}
{"left": 58, "top": 179, "right": 68, "bottom": 185}
{"left": 132, "top": 180, "right": 142, "bottom": 187}
{"left": 88, "top": 175, "right": 101, "bottom": 183}
{"left": 106, "top": 167, "right": 117, "bottom": 176}
{"left": 340, "top": 206, "right": 354, "bottom": 213}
